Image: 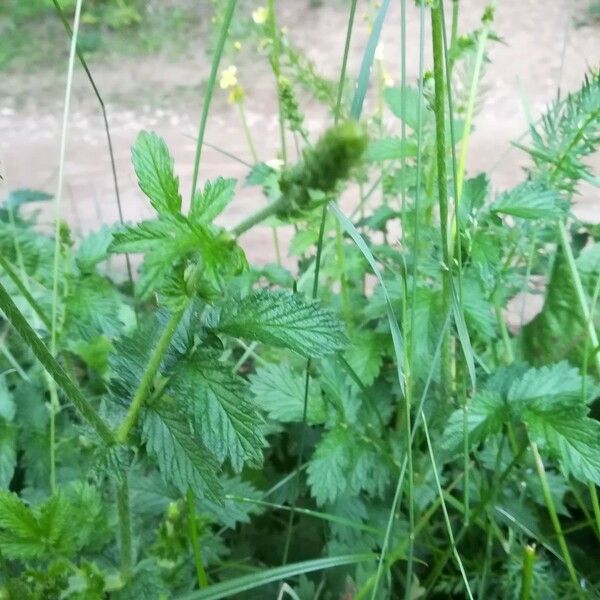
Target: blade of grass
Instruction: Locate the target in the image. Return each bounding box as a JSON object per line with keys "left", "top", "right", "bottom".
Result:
{"left": 349, "top": 0, "right": 391, "bottom": 120}
{"left": 50, "top": 0, "right": 134, "bottom": 289}
{"left": 281, "top": 0, "right": 359, "bottom": 564}
{"left": 177, "top": 554, "right": 376, "bottom": 600}
{"left": 190, "top": 0, "right": 238, "bottom": 201}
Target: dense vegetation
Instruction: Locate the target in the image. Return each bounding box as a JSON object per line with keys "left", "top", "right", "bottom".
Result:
{"left": 0, "top": 1, "right": 599, "bottom": 598}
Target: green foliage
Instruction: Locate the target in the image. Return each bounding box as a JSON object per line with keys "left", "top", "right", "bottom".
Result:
{"left": 0, "top": 5, "right": 599, "bottom": 599}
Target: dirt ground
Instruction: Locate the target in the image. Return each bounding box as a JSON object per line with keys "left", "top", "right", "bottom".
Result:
{"left": 0, "top": 0, "right": 598, "bottom": 321}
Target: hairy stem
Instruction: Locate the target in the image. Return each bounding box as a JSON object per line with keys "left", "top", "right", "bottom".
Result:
{"left": 430, "top": 1, "right": 453, "bottom": 391}
{"left": 116, "top": 308, "right": 185, "bottom": 443}
{"left": 231, "top": 195, "right": 288, "bottom": 237}
{"left": 0, "top": 280, "right": 115, "bottom": 445}
{"left": 117, "top": 474, "right": 133, "bottom": 577}
{"left": 520, "top": 544, "right": 536, "bottom": 600}
{"left": 188, "top": 489, "right": 209, "bottom": 588}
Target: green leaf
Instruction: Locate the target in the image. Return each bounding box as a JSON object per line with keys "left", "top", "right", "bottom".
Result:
{"left": 491, "top": 181, "right": 568, "bottom": 220}
{"left": 443, "top": 391, "right": 507, "bottom": 453}
{"left": 0, "top": 492, "right": 76, "bottom": 560}
{"left": 217, "top": 289, "right": 348, "bottom": 358}
{"left": 167, "top": 354, "right": 265, "bottom": 472}
{"left": 142, "top": 399, "right": 222, "bottom": 503}
{"left": 249, "top": 362, "right": 327, "bottom": 424}
{"left": 307, "top": 426, "right": 353, "bottom": 506}
{"left": 365, "top": 137, "right": 417, "bottom": 161}
{"left": 507, "top": 362, "right": 593, "bottom": 414}
{"left": 524, "top": 410, "right": 600, "bottom": 485}
{"left": 6, "top": 189, "right": 52, "bottom": 209}
{"left": 384, "top": 85, "right": 430, "bottom": 130}
{"left": 76, "top": 226, "right": 113, "bottom": 273}
{"left": 190, "top": 177, "right": 236, "bottom": 224}
{"left": 131, "top": 131, "right": 182, "bottom": 215}
{"left": 344, "top": 330, "right": 386, "bottom": 386}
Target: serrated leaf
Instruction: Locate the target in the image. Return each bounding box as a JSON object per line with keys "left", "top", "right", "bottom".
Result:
{"left": 307, "top": 427, "right": 353, "bottom": 506}
{"left": 168, "top": 354, "right": 265, "bottom": 472}
{"left": 142, "top": 399, "right": 222, "bottom": 503}
{"left": 76, "top": 226, "right": 113, "bottom": 272}
{"left": 0, "top": 492, "right": 76, "bottom": 560}
{"left": 190, "top": 177, "right": 236, "bottom": 224}
{"left": 344, "top": 330, "right": 386, "bottom": 386}
{"left": 6, "top": 189, "right": 52, "bottom": 209}
{"left": 507, "top": 362, "right": 594, "bottom": 414}
{"left": 525, "top": 410, "right": 600, "bottom": 485}
{"left": 249, "top": 362, "right": 327, "bottom": 424}
{"left": 202, "top": 476, "right": 264, "bottom": 529}
{"left": 491, "top": 181, "right": 568, "bottom": 220}
{"left": 131, "top": 131, "right": 182, "bottom": 215}
{"left": 443, "top": 391, "right": 507, "bottom": 453}
{"left": 217, "top": 290, "right": 348, "bottom": 358}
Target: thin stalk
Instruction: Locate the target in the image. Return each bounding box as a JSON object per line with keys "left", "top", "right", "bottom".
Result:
{"left": 237, "top": 101, "right": 258, "bottom": 162}
{"left": 190, "top": 0, "right": 238, "bottom": 200}
{"left": 48, "top": 384, "right": 59, "bottom": 494}
{"left": 281, "top": 0, "right": 359, "bottom": 565}
{"left": 454, "top": 2, "right": 495, "bottom": 204}
{"left": 422, "top": 412, "right": 474, "bottom": 600}
{"left": 50, "top": 0, "right": 133, "bottom": 289}
{"left": 0, "top": 280, "right": 115, "bottom": 445}
{"left": 520, "top": 544, "right": 536, "bottom": 600}
{"left": 430, "top": 1, "right": 452, "bottom": 391}
{"left": 0, "top": 254, "right": 51, "bottom": 330}
{"left": 589, "top": 483, "right": 600, "bottom": 541}
{"left": 231, "top": 195, "right": 288, "bottom": 237}
{"left": 188, "top": 489, "right": 209, "bottom": 588}
{"left": 495, "top": 305, "right": 515, "bottom": 364}
{"left": 335, "top": 219, "right": 351, "bottom": 323}
{"left": 557, "top": 222, "right": 600, "bottom": 377}
{"left": 116, "top": 308, "right": 185, "bottom": 443}
{"left": 51, "top": 0, "right": 83, "bottom": 355}
{"left": 450, "top": 0, "right": 460, "bottom": 58}
{"left": 117, "top": 475, "right": 133, "bottom": 577}
{"left": 267, "top": 0, "right": 287, "bottom": 165}
{"left": 531, "top": 442, "right": 581, "bottom": 594}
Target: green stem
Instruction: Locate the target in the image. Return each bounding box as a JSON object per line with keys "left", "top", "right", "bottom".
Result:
{"left": 335, "top": 220, "right": 351, "bottom": 323}
{"left": 237, "top": 101, "right": 258, "bottom": 163}
{"left": 231, "top": 195, "right": 288, "bottom": 237}
{"left": 531, "top": 442, "right": 581, "bottom": 595}
{"left": 188, "top": 489, "right": 209, "bottom": 588}
{"left": 116, "top": 308, "right": 185, "bottom": 443}
{"left": 0, "top": 279, "right": 115, "bottom": 445}
{"left": 430, "top": 1, "right": 452, "bottom": 391}
{"left": 558, "top": 221, "right": 600, "bottom": 377}
{"left": 117, "top": 474, "right": 133, "bottom": 577}
{"left": 48, "top": 382, "right": 59, "bottom": 494}
{"left": 520, "top": 544, "right": 536, "bottom": 600}
{"left": 589, "top": 483, "right": 600, "bottom": 542}
{"left": 0, "top": 254, "right": 52, "bottom": 330}
{"left": 267, "top": 0, "right": 287, "bottom": 165}
{"left": 190, "top": 0, "right": 237, "bottom": 201}
{"left": 495, "top": 305, "right": 515, "bottom": 364}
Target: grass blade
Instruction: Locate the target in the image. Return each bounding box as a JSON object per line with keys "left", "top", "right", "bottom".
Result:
{"left": 177, "top": 554, "right": 376, "bottom": 600}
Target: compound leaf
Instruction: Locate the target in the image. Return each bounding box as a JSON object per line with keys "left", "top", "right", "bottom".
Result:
{"left": 491, "top": 181, "right": 568, "bottom": 220}
{"left": 190, "top": 177, "right": 236, "bottom": 224}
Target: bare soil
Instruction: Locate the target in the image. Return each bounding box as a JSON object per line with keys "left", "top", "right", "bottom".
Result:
{"left": 0, "top": 0, "right": 598, "bottom": 327}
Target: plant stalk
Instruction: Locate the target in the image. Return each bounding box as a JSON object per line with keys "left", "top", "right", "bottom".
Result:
{"left": 520, "top": 544, "right": 536, "bottom": 600}
{"left": 116, "top": 308, "right": 185, "bottom": 443}
{"left": 231, "top": 195, "right": 288, "bottom": 237}
{"left": 0, "top": 279, "right": 115, "bottom": 445}
{"left": 188, "top": 489, "right": 209, "bottom": 588}
{"left": 117, "top": 474, "right": 133, "bottom": 577}
{"left": 430, "top": 0, "right": 453, "bottom": 391}
{"left": 531, "top": 442, "right": 581, "bottom": 595}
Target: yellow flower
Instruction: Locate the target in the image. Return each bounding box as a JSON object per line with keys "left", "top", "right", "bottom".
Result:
{"left": 382, "top": 70, "right": 394, "bottom": 88}
{"left": 233, "top": 40, "right": 242, "bottom": 51}
{"left": 228, "top": 84, "right": 246, "bottom": 104}
{"left": 375, "top": 41, "right": 384, "bottom": 61}
{"left": 252, "top": 6, "right": 268, "bottom": 24}
{"left": 219, "top": 65, "right": 238, "bottom": 90}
